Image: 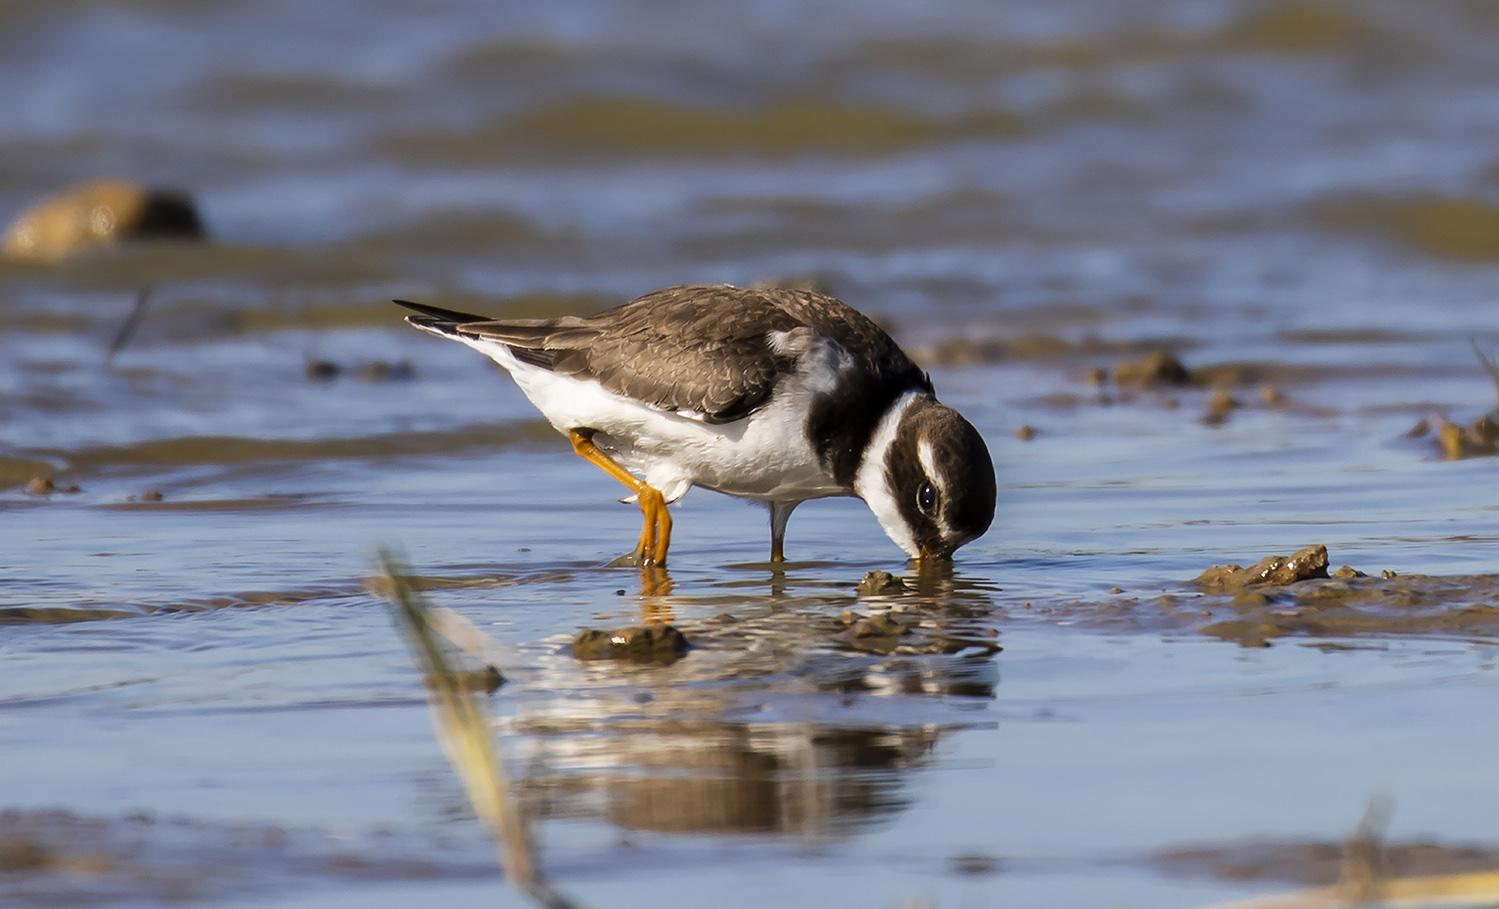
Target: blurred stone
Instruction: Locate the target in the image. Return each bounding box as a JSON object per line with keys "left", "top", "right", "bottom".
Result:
{"left": 3, "top": 180, "right": 205, "bottom": 261}
{"left": 1014, "top": 423, "right": 1037, "bottom": 441}
{"left": 25, "top": 476, "right": 55, "bottom": 495}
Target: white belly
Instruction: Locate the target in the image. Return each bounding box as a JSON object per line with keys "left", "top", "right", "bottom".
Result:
{"left": 458, "top": 335, "right": 847, "bottom": 505}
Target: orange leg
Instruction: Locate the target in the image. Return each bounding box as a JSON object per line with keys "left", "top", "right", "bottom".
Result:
{"left": 568, "top": 429, "right": 673, "bottom": 566}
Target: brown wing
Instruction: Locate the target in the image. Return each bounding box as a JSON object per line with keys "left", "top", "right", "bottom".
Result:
{"left": 456, "top": 285, "right": 808, "bottom": 424}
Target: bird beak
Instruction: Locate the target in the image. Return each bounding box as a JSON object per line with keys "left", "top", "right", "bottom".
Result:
{"left": 911, "top": 546, "right": 959, "bottom": 567}
{"left": 917, "top": 545, "right": 951, "bottom": 565}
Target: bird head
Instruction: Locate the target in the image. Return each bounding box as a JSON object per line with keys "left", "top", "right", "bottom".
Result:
{"left": 857, "top": 395, "right": 996, "bottom": 562}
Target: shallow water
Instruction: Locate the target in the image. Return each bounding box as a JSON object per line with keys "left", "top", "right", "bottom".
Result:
{"left": 5, "top": 0, "right": 1499, "bottom": 906}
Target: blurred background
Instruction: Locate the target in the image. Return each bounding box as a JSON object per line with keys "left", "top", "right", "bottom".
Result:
{"left": 9, "top": 0, "right": 1499, "bottom": 321}
{"left": 6, "top": 1, "right": 1499, "bottom": 907}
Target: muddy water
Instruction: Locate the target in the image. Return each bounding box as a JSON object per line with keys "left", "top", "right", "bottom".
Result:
{"left": 5, "top": 1, "right": 1499, "bottom": 906}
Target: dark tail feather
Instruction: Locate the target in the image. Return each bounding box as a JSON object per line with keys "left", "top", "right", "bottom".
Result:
{"left": 393, "top": 299, "right": 492, "bottom": 326}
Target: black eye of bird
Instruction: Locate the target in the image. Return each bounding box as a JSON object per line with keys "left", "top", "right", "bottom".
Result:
{"left": 917, "top": 481, "right": 937, "bottom": 514}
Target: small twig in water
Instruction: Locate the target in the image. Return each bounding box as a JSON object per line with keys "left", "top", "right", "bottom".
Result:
{"left": 105, "top": 286, "right": 155, "bottom": 366}
{"left": 1471, "top": 337, "right": 1499, "bottom": 411}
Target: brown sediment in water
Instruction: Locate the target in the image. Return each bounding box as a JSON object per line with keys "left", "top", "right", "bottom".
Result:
{"left": 32, "top": 421, "right": 555, "bottom": 474}
{"left": 834, "top": 1, "right": 1395, "bottom": 87}
{"left": 1213, "top": 2, "right": 1372, "bottom": 55}
{"left": 1315, "top": 193, "right": 1499, "bottom": 261}
{"left": 0, "top": 809, "right": 500, "bottom": 905}
{"left": 1, "top": 566, "right": 576, "bottom": 626}
{"left": 1156, "top": 838, "right": 1499, "bottom": 887}
{"left": 357, "top": 209, "right": 565, "bottom": 255}
{"left": 920, "top": 334, "right": 1453, "bottom": 388}
{"left": 1008, "top": 545, "right": 1499, "bottom": 647}
{"left": 1196, "top": 571, "right": 1499, "bottom": 646}
{"left": 0, "top": 241, "right": 392, "bottom": 292}
{"left": 1188, "top": 545, "right": 1499, "bottom": 646}
{"left": 0, "top": 456, "right": 59, "bottom": 490}
{"left": 687, "top": 189, "right": 1015, "bottom": 259}
{"left": 0, "top": 584, "right": 361, "bottom": 626}
{"left": 0, "top": 290, "right": 607, "bottom": 338}
{"left": 382, "top": 96, "right": 1026, "bottom": 163}
{"left": 917, "top": 334, "right": 1199, "bottom": 368}
{"left": 185, "top": 70, "right": 400, "bottom": 114}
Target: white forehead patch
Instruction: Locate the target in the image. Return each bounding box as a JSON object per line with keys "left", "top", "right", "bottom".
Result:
{"left": 854, "top": 391, "right": 921, "bottom": 558}
{"left": 916, "top": 439, "right": 954, "bottom": 539}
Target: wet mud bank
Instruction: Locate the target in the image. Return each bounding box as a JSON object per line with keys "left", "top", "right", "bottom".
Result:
{"left": 1008, "top": 544, "right": 1499, "bottom": 647}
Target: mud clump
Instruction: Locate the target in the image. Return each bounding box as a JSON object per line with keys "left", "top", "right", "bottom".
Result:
{"left": 573, "top": 624, "right": 688, "bottom": 664}
{"left": 2, "top": 180, "right": 205, "bottom": 261}
{"left": 24, "top": 476, "right": 81, "bottom": 496}
{"left": 1202, "top": 389, "right": 1241, "bottom": 425}
{"left": 857, "top": 570, "right": 907, "bottom": 597}
{"left": 1197, "top": 544, "right": 1330, "bottom": 591}
{"left": 1113, "top": 349, "right": 1191, "bottom": 388}
{"left": 1197, "top": 567, "right": 1499, "bottom": 647}
{"left": 1415, "top": 414, "right": 1499, "bottom": 460}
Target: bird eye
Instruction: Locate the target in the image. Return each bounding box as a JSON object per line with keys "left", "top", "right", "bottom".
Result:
{"left": 917, "top": 481, "right": 937, "bottom": 514}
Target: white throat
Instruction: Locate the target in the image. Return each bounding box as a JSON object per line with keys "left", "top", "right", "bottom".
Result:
{"left": 854, "top": 391, "right": 922, "bottom": 558}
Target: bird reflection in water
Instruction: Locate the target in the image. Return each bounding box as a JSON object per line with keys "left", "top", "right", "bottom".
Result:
{"left": 520, "top": 567, "right": 999, "bottom": 838}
